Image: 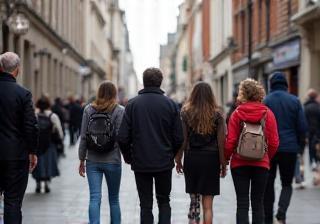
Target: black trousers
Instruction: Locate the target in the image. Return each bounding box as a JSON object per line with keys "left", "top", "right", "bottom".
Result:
{"left": 309, "top": 133, "right": 319, "bottom": 164}
{"left": 264, "top": 152, "right": 297, "bottom": 223}
{"left": 69, "top": 125, "right": 79, "bottom": 145}
{"left": 134, "top": 170, "right": 172, "bottom": 224}
{"left": 0, "top": 160, "right": 29, "bottom": 224}
{"left": 231, "top": 166, "right": 269, "bottom": 224}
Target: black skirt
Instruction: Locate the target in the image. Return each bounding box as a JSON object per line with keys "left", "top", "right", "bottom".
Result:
{"left": 184, "top": 150, "right": 220, "bottom": 196}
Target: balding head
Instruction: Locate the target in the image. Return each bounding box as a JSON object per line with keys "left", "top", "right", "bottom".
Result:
{"left": 0, "top": 52, "right": 20, "bottom": 77}
{"left": 307, "top": 89, "right": 318, "bottom": 100}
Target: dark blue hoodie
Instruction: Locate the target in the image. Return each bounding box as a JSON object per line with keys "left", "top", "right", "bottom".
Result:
{"left": 264, "top": 72, "right": 307, "bottom": 153}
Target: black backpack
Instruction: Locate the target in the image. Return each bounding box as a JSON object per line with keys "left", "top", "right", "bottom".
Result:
{"left": 86, "top": 109, "right": 116, "bottom": 153}
{"left": 37, "top": 113, "right": 53, "bottom": 155}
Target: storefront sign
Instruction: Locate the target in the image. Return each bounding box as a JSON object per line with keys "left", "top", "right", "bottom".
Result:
{"left": 273, "top": 39, "right": 300, "bottom": 69}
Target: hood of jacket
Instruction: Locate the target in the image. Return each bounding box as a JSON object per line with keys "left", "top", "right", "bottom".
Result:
{"left": 304, "top": 98, "right": 318, "bottom": 106}
{"left": 270, "top": 72, "right": 288, "bottom": 92}
{"left": 236, "top": 102, "right": 268, "bottom": 123}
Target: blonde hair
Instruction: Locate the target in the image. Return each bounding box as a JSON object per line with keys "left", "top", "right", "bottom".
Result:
{"left": 237, "top": 78, "right": 266, "bottom": 103}
{"left": 92, "top": 81, "right": 118, "bottom": 112}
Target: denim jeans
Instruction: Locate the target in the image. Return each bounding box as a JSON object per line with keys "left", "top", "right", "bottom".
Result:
{"left": 231, "top": 166, "right": 269, "bottom": 224}
{"left": 264, "top": 152, "right": 297, "bottom": 223}
{"left": 86, "top": 161, "right": 122, "bottom": 224}
{"left": 134, "top": 170, "right": 172, "bottom": 224}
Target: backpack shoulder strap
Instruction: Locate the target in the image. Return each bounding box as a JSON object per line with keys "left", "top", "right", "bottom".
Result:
{"left": 260, "top": 110, "right": 268, "bottom": 129}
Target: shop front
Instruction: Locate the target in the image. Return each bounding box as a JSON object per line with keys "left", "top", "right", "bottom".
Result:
{"left": 271, "top": 38, "right": 301, "bottom": 96}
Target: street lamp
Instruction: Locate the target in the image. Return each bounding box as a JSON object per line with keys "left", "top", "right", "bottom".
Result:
{"left": 7, "top": 12, "right": 29, "bottom": 35}
{"left": 0, "top": 0, "right": 30, "bottom": 52}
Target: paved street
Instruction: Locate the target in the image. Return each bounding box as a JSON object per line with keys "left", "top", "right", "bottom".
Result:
{"left": 1, "top": 143, "right": 320, "bottom": 224}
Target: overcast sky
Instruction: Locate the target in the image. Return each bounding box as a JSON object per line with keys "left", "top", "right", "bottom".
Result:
{"left": 119, "top": 0, "right": 183, "bottom": 83}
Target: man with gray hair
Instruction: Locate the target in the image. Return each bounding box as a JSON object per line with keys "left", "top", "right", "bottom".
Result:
{"left": 0, "top": 52, "right": 38, "bottom": 224}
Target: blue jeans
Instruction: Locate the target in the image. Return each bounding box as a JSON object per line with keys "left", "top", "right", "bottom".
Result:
{"left": 86, "top": 161, "right": 121, "bottom": 224}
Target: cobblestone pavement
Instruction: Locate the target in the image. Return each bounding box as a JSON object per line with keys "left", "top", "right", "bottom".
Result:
{"left": 1, "top": 143, "right": 320, "bottom": 224}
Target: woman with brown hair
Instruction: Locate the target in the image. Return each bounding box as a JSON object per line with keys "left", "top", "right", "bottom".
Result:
{"left": 78, "top": 81, "right": 124, "bottom": 224}
{"left": 175, "top": 82, "right": 227, "bottom": 224}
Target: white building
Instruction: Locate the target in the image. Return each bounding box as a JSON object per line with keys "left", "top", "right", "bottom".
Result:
{"left": 209, "top": 0, "right": 234, "bottom": 108}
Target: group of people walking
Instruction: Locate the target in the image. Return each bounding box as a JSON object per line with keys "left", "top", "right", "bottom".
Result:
{"left": 77, "top": 67, "right": 308, "bottom": 224}
{"left": 0, "top": 51, "right": 316, "bottom": 224}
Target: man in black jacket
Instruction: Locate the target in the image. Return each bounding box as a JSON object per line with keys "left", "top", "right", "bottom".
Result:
{"left": 0, "top": 52, "right": 38, "bottom": 224}
{"left": 118, "top": 68, "right": 184, "bottom": 224}
{"left": 304, "top": 89, "right": 320, "bottom": 167}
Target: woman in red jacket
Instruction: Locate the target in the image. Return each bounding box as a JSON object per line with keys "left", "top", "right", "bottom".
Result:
{"left": 225, "top": 79, "right": 279, "bottom": 224}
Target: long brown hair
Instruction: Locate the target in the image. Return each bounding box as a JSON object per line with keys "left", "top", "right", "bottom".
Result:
{"left": 92, "top": 81, "right": 117, "bottom": 112}
{"left": 182, "top": 82, "right": 218, "bottom": 135}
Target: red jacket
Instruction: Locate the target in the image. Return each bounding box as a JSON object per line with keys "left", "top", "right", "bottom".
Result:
{"left": 225, "top": 102, "right": 279, "bottom": 169}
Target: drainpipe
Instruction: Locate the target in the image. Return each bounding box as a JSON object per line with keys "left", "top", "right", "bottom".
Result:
{"left": 248, "top": 0, "right": 253, "bottom": 78}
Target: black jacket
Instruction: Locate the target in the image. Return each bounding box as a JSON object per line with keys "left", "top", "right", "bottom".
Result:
{"left": 304, "top": 99, "right": 320, "bottom": 135}
{"left": 0, "top": 73, "right": 38, "bottom": 160}
{"left": 117, "top": 87, "right": 184, "bottom": 172}
{"left": 68, "top": 102, "right": 83, "bottom": 128}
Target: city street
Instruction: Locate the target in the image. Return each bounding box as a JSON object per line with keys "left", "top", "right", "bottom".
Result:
{"left": 13, "top": 143, "right": 320, "bottom": 224}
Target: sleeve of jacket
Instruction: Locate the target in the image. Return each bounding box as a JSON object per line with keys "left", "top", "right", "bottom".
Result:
{"left": 265, "top": 110, "right": 279, "bottom": 160}
{"left": 50, "top": 113, "right": 64, "bottom": 139}
{"left": 297, "top": 100, "right": 308, "bottom": 137}
{"left": 115, "top": 106, "right": 125, "bottom": 136}
{"left": 22, "top": 91, "right": 39, "bottom": 154}
{"left": 296, "top": 100, "right": 308, "bottom": 153}
{"left": 117, "top": 103, "right": 133, "bottom": 163}
{"left": 224, "top": 111, "right": 240, "bottom": 161}
{"left": 171, "top": 105, "right": 184, "bottom": 156}
{"left": 78, "top": 106, "right": 90, "bottom": 161}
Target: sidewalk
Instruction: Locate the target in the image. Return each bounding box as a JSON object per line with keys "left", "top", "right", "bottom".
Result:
{"left": 1, "top": 143, "right": 320, "bottom": 223}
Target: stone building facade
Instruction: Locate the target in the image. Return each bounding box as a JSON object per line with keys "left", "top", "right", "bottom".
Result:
{"left": 0, "top": 0, "right": 136, "bottom": 101}
{"left": 209, "top": 0, "right": 233, "bottom": 108}
{"left": 293, "top": 0, "right": 320, "bottom": 99}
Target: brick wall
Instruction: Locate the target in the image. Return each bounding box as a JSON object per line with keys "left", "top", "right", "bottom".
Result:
{"left": 232, "top": 0, "right": 299, "bottom": 64}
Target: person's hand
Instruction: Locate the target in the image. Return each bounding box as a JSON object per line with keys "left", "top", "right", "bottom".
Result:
{"left": 79, "top": 160, "right": 86, "bottom": 177}
{"left": 29, "top": 154, "right": 38, "bottom": 172}
{"left": 175, "top": 159, "right": 183, "bottom": 174}
{"left": 220, "top": 164, "right": 227, "bottom": 178}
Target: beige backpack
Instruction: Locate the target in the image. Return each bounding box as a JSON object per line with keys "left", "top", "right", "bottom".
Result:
{"left": 236, "top": 111, "right": 267, "bottom": 161}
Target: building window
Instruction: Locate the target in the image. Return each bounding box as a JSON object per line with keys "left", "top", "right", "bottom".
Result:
{"left": 241, "top": 12, "right": 246, "bottom": 54}
{"left": 258, "top": 0, "right": 262, "bottom": 43}
{"left": 288, "top": 0, "right": 292, "bottom": 32}
{"left": 266, "top": 0, "right": 270, "bottom": 43}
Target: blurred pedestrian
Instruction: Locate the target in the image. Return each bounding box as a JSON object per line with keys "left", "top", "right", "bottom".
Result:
{"left": 226, "top": 90, "right": 238, "bottom": 125}
{"left": 304, "top": 89, "right": 320, "bottom": 169}
{"left": 264, "top": 72, "right": 307, "bottom": 224}
{"left": 0, "top": 52, "right": 38, "bottom": 224}
{"left": 52, "top": 97, "right": 66, "bottom": 157}
{"left": 175, "top": 82, "right": 227, "bottom": 224}
{"left": 78, "top": 81, "right": 124, "bottom": 224}
{"left": 225, "top": 79, "right": 279, "bottom": 224}
{"left": 68, "top": 96, "right": 83, "bottom": 146}
{"left": 118, "top": 68, "right": 184, "bottom": 224}
{"left": 33, "top": 96, "right": 63, "bottom": 193}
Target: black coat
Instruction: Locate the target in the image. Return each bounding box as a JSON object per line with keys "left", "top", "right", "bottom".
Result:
{"left": 304, "top": 99, "right": 320, "bottom": 135}
{"left": 0, "top": 72, "right": 38, "bottom": 160}
{"left": 68, "top": 102, "right": 83, "bottom": 128}
{"left": 117, "top": 87, "right": 184, "bottom": 172}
